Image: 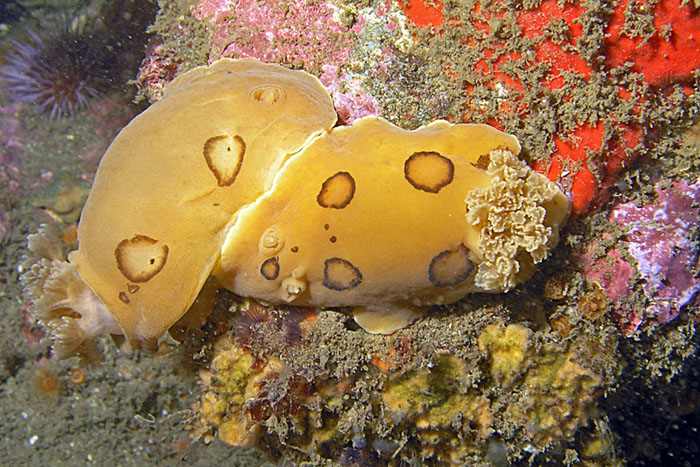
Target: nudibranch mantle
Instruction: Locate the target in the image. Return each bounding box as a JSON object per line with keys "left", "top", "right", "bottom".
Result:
{"left": 22, "top": 58, "right": 570, "bottom": 361}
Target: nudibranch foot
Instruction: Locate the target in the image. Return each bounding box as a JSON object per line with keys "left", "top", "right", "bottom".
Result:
{"left": 352, "top": 305, "right": 426, "bottom": 334}
{"left": 22, "top": 224, "right": 122, "bottom": 364}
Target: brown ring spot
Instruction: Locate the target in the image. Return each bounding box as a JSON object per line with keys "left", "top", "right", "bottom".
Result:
{"left": 329, "top": 236, "right": 337, "bottom": 243}
{"left": 323, "top": 257, "right": 362, "bottom": 291}
{"left": 404, "top": 151, "right": 455, "bottom": 193}
{"left": 115, "top": 235, "right": 168, "bottom": 283}
{"left": 203, "top": 134, "right": 246, "bottom": 187}
{"left": 317, "top": 172, "right": 355, "bottom": 209}
{"left": 428, "top": 244, "right": 474, "bottom": 287}
{"left": 127, "top": 284, "right": 140, "bottom": 294}
{"left": 260, "top": 257, "right": 280, "bottom": 280}
{"left": 291, "top": 246, "right": 299, "bottom": 253}
{"left": 119, "top": 291, "right": 130, "bottom": 304}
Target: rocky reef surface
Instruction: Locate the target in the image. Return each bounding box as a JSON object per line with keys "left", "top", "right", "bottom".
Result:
{"left": 1, "top": 0, "right": 699, "bottom": 465}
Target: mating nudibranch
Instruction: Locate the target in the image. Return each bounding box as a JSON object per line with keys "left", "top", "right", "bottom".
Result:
{"left": 22, "top": 58, "right": 570, "bottom": 361}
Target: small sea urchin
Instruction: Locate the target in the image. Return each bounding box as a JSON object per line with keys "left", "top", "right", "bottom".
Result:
{"left": 1, "top": 21, "right": 114, "bottom": 120}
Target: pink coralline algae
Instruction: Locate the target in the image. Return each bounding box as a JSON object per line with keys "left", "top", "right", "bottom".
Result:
{"left": 607, "top": 179, "right": 700, "bottom": 334}
{"left": 193, "top": 0, "right": 351, "bottom": 71}
{"left": 0, "top": 103, "right": 27, "bottom": 198}
{"left": 581, "top": 238, "right": 635, "bottom": 305}
{"left": 134, "top": 40, "right": 181, "bottom": 102}
{"left": 192, "top": 0, "right": 382, "bottom": 122}
{"left": 579, "top": 236, "right": 639, "bottom": 332}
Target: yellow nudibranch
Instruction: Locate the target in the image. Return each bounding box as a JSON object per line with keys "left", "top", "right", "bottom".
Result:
{"left": 21, "top": 58, "right": 570, "bottom": 361}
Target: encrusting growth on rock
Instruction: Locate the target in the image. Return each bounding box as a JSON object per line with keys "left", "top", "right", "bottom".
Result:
{"left": 192, "top": 304, "right": 617, "bottom": 464}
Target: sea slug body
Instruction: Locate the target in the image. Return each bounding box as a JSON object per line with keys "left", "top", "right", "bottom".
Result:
{"left": 22, "top": 58, "right": 570, "bottom": 361}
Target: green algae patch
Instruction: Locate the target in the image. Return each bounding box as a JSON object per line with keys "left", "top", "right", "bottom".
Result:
{"left": 515, "top": 350, "right": 602, "bottom": 444}
{"left": 383, "top": 355, "right": 491, "bottom": 433}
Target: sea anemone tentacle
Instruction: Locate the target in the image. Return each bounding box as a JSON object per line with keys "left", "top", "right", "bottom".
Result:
{"left": 21, "top": 224, "right": 121, "bottom": 364}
